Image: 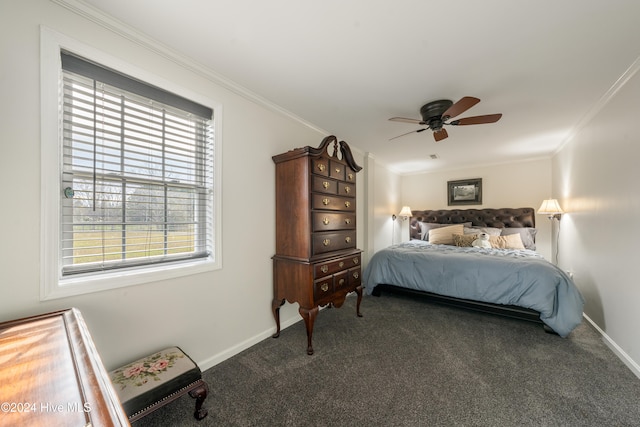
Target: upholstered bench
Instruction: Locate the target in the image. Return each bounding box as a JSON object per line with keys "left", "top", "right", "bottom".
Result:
{"left": 109, "top": 346, "right": 208, "bottom": 422}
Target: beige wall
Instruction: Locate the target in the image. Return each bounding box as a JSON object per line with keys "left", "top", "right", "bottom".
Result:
{"left": 363, "top": 156, "right": 403, "bottom": 257}
{"left": 552, "top": 58, "right": 640, "bottom": 375}
{"left": 399, "top": 159, "right": 553, "bottom": 260}
{"left": 0, "top": 0, "right": 365, "bottom": 370}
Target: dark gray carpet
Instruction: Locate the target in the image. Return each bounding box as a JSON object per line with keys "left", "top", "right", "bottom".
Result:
{"left": 134, "top": 293, "right": 640, "bottom": 426}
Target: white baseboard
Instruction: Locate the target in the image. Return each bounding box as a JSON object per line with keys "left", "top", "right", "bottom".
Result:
{"left": 583, "top": 314, "right": 640, "bottom": 380}
{"left": 197, "top": 314, "right": 303, "bottom": 371}
{"left": 196, "top": 297, "right": 349, "bottom": 370}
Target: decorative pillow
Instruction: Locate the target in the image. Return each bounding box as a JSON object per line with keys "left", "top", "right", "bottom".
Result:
{"left": 453, "top": 233, "right": 478, "bottom": 247}
{"left": 420, "top": 222, "right": 472, "bottom": 241}
{"left": 501, "top": 227, "right": 537, "bottom": 250}
{"left": 463, "top": 226, "right": 502, "bottom": 237}
{"left": 428, "top": 224, "right": 465, "bottom": 245}
{"left": 418, "top": 222, "right": 446, "bottom": 240}
{"left": 489, "top": 233, "right": 525, "bottom": 249}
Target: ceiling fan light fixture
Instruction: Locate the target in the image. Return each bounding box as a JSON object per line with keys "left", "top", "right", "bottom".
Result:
{"left": 428, "top": 118, "right": 444, "bottom": 131}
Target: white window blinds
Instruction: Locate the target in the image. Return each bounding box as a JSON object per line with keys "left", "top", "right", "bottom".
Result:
{"left": 60, "top": 52, "right": 214, "bottom": 276}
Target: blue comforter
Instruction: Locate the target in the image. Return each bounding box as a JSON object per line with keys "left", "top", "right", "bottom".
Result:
{"left": 363, "top": 241, "right": 584, "bottom": 337}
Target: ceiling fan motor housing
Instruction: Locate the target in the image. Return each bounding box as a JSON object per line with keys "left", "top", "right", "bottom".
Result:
{"left": 389, "top": 96, "right": 500, "bottom": 142}
{"left": 420, "top": 99, "right": 453, "bottom": 130}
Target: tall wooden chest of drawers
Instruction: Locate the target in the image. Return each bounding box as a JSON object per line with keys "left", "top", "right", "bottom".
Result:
{"left": 272, "top": 136, "right": 363, "bottom": 355}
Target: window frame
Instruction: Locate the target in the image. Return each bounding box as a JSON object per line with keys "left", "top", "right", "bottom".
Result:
{"left": 40, "top": 27, "right": 222, "bottom": 300}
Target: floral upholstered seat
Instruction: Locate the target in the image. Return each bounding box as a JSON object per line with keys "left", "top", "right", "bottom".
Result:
{"left": 109, "top": 346, "right": 208, "bottom": 422}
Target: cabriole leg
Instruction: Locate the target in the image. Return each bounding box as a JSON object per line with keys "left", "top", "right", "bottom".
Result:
{"left": 272, "top": 298, "right": 285, "bottom": 338}
{"left": 188, "top": 382, "right": 209, "bottom": 420}
{"left": 299, "top": 306, "right": 319, "bottom": 355}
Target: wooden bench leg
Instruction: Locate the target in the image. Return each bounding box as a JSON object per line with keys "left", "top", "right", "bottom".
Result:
{"left": 189, "top": 381, "right": 209, "bottom": 420}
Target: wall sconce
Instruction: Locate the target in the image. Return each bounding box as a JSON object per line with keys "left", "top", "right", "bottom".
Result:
{"left": 538, "top": 199, "right": 563, "bottom": 220}
{"left": 398, "top": 206, "right": 413, "bottom": 221}
{"left": 391, "top": 206, "right": 412, "bottom": 245}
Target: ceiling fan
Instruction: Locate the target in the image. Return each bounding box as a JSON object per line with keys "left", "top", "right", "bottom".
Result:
{"left": 389, "top": 96, "right": 502, "bottom": 142}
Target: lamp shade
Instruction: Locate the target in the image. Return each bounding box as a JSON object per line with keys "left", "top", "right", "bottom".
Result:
{"left": 398, "top": 206, "right": 413, "bottom": 218}
{"left": 537, "top": 199, "right": 563, "bottom": 215}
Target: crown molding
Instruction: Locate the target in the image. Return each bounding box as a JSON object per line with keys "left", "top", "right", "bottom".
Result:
{"left": 555, "top": 54, "right": 640, "bottom": 154}
{"left": 50, "top": 0, "right": 328, "bottom": 136}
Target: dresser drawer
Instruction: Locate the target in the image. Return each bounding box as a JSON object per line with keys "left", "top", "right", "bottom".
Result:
{"left": 338, "top": 181, "right": 355, "bottom": 197}
{"left": 329, "top": 160, "right": 346, "bottom": 181}
{"left": 312, "top": 176, "right": 338, "bottom": 195}
{"left": 312, "top": 158, "right": 329, "bottom": 177}
{"left": 312, "top": 231, "right": 356, "bottom": 255}
{"left": 314, "top": 253, "right": 361, "bottom": 278}
{"left": 348, "top": 266, "right": 362, "bottom": 287}
{"left": 312, "top": 212, "right": 355, "bottom": 232}
{"left": 313, "top": 276, "right": 334, "bottom": 303}
{"left": 334, "top": 270, "right": 349, "bottom": 291}
{"left": 314, "top": 266, "right": 360, "bottom": 298}
{"left": 312, "top": 194, "right": 355, "bottom": 211}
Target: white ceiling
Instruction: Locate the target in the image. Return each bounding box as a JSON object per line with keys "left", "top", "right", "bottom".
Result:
{"left": 80, "top": 0, "right": 640, "bottom": 174}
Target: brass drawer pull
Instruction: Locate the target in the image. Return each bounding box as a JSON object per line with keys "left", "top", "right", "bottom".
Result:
{"left": 338, "top": 279, "right": 345, "bottom": 286}
{"left": 321, "top": 265, "right": 328, "bottom": 274}
{"left": 339, "top": 262, "right": 344, "bottom": 268}
{"left": 344, "top": 201, "right": 351, "bottom": 208}
{"left": 345, "top": 236, "right": 351, "bottom": 243}
{"left": 323, "top": 181, "right": 330, "bottom": 189}
{"left": 322, "top": 198, "right": 330, "bottom": 206}
{"left": 335, "top": 167, "right": 341, "bottom": 174}
{"left": 353, "top": 272, "right": 359, "bottom": 279}
{"left": 345, "top": 218, "right": 351, "bottom": 224}
{"left": 345, "top": 186, "right": 351, "bottom": 193}
{"left": 321, "top": 283, "right": 329, "bottom": 292}
{"left": 323, "top": 239, "right": 331, "bottom": 246}
{"left": 323, "top": 217, "right": 330, "bottom": 225}
{"left": 353, "top": 257, "right": 359, "bottom": 264}
{"left": 348, "top": 173, "right": 354, "bottom": 180}
{"left": 318, "top": 163, "right": 326, "bottom": 172}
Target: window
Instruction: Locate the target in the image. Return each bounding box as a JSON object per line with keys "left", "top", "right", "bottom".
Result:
{"left": 41, "top": 29, "right": 221, "bottom": 300}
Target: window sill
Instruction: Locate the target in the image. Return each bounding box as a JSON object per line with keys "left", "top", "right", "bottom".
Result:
{"left": 41, "top": 257, "right": 219, "bottom": 301}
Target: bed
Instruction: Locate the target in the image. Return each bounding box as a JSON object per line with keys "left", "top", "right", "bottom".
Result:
{"left": 363, "top": 207, "right": 584, "bottom": 336}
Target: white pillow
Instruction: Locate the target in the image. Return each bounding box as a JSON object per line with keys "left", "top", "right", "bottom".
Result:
{"left": 420, "top": 222, "right": 472, "bottom": 240}
{"left": 489, "top": 233, "right": 525, "bottom": 249}
{"left": 418, "top": 222, "right": 448, "bottom": 240}
{"left": 463, "top": 226, "right": 502, "bottom": 237}
{"left": 428, "top": 224, "right": 465, "bottom": 245}
{"left": 501, "top": 228, "right": 537, "bottom": 250}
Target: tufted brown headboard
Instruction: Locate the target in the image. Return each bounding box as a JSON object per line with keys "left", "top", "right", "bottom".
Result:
{"left": 409, "top": 207, "right": 535, "bottom": 240}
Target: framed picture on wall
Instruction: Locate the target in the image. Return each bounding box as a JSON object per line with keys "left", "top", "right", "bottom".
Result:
{"left": 447, "top": 178, "right": 482, "bottom": 206}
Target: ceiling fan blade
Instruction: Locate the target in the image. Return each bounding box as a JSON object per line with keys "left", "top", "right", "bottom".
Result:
{"left": 389, "top": 117, "right": 424, "bottom": 125}
{"left": 389, "top": 128, "right": 428, "bottom": 141}
{"left": 433, "top": 128, "right": 448, "bottom": 142}
{"left": 449, "top": 113, "right": 502, "bottom": 126}
{"left": 441, "top": 96, "right": 481, "bottom": 120}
